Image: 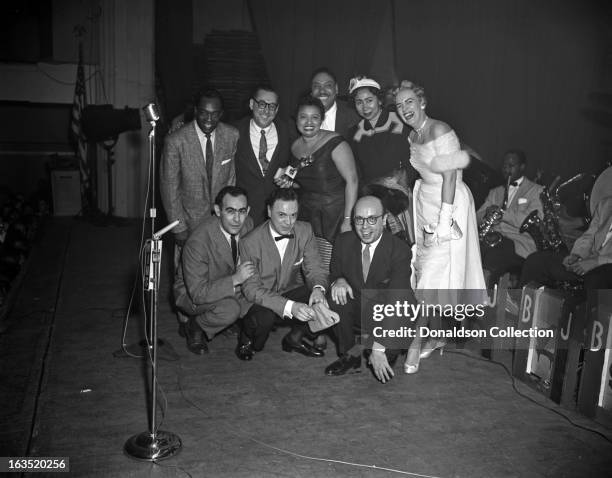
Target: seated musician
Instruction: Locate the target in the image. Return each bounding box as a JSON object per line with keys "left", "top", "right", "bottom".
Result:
{"left": 520, "top": 196, "right": 612, "bottom": 290}
{"left": 476, "top": 150, "right": 544, "bottom": 288}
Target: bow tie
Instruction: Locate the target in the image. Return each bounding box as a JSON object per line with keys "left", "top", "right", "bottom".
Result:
{"left": 274, "top": 234, "right": 294, "bottom": 242}
{"left": 508, "top": 181, "right": 518, "bottom": 187}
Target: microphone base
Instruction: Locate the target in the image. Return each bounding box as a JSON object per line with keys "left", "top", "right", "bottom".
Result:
{"left": 124, "top": 430, "right": 182, "bottom": 461}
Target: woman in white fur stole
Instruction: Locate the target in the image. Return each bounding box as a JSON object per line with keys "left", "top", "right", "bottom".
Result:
{"left": 394, "top": 80, "right": 487, "bottom": 374}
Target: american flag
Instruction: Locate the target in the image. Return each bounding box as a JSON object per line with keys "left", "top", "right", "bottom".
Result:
{"left": 70, "top": 43, "right": 89, "bottom": 201}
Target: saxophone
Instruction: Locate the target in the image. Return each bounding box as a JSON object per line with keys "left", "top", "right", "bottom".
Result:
{"left": 478, "top": 177, "right": 509, "bottom": 248}
{"left": 519, "top": 177, "right": 567, "bottom": 253}
{"left": 478, "top": 207, "right": 504, "bottom": 248}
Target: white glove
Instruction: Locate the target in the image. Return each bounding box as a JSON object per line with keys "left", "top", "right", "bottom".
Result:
{"left": 435, "top": 202, "right": 454, "bottom": 242}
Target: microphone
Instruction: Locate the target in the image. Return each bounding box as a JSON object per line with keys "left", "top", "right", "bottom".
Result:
{"left": 143, "top": 103, "right": 160, "bottom": 122}
{"left": 153, "top": 220, "right": 179, "bottom": 240}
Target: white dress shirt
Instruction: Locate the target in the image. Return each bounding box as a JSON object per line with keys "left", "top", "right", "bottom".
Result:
{"left": 507, "top": 176, "right": 524, "bottom": 206}
{"left": 321, "top": 102, "right": 338, "bottom": 132}
{"left": 194, "top": 122, "right": 215, "bottom": 164}
{"left": 269, "top": 225, "right": 295, "bottom": 318}
{"left": 249, "top": 120, "right": 278, "bottom": 173}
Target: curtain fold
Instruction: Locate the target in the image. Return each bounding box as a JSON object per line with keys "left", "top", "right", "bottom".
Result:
{"left": 248, "top": 0, "right": 387, "bottom": 120}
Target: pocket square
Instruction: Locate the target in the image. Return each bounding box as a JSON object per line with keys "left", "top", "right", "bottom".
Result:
{"left": 221, "top": 158, "right": 232, "bottom": 165}
{"left": 293, "top": 258, "right": 304, "bottom": 266}
{"left": 518, "top": 198, "right": 527, "bottom": 205}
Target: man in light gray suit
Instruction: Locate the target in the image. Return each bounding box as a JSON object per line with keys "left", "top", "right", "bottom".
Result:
{"left": 174, "top": 186, "right": 255, "bottom": 354}
{"left": 236, "top": 188, "right": 329, "bottom": 361}
{"left": 477, "top": 149, "right": 544, "bottom": 286}
{"left": 160, "top": 89, "right": 239, "bottom": 337}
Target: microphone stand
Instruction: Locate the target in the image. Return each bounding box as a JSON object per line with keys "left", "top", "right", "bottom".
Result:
{"left": 124, "top": 105, "right": 182, "bottom": 461}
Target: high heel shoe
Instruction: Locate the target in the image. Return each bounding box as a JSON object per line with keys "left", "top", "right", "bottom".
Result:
{"left": 403, "top": 347, "right": 420, "bottom": 374}
{"left": 419, "top": 340, "right": 446, "bottom": 360}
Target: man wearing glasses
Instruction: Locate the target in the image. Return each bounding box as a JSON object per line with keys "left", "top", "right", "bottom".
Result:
{"left": 173, "top": 186, "right": 255, "bottom": 354}
{"left": 325, "top": 195, "right": 415, "bottom": 383}
{"left": 161, "top": 88, "right": 239, "bottom": 347}
{"left": 235, "top": 85, "right": 294, "bottom": 225}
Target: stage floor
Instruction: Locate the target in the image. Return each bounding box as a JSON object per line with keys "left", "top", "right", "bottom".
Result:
{"left": 1, "top": 218, "right": 611, "bottom": 477}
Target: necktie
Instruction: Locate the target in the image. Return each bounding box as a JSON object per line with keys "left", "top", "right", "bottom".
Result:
{"left": 502, "top": 181, "right": 519, "bottom": 209}
{"left": 230, "top": 234, "right": 238, "bottom": 265}
{"left": 274, "top": 234, "right": 294, "bottom": 242}
{"left": 259, "top": 129, "right": 269, "bottom": 174}
{"left": 362, "top": 244, "right": 371, "bottom": 282}
{"left": 205, "top": 132, "right": 214, "bottom": 194}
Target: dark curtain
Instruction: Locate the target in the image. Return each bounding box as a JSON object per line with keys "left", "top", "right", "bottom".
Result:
{"left": 248, "top": 0, "right": 388, "bottom": 121}
{"left": 393, "top": 0, "right": 610, "bottom": 182}
{"left": 248, "top": 0, "right": 610, "bottom": 185}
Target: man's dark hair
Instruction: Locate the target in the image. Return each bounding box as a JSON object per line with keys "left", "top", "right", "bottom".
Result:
{"left": 266, "top": 188, "right": 299, "bottom": 209}
{"left": 215, "top": 185, "right": 249, "bottom": 207}
{"left": 310, "top": 67, "right": 337, "bottom": 85}
{"left": 251, "top": 84, "right": 278, "bottom": 99}
{"left": 194, "top": 88, "right": 224, "bottom": 109}
{"left": 504, "top": 149, "right": 527, "bottom": 165}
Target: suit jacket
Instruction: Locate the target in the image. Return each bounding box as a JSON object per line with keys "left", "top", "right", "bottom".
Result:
{"left": 334, "top": 100, "right": 360, "bottom": 139}
{"left": 174, "top": 215, "right": 254, "bottom": 317}
{"left": 476, "top": 177, "right": 544, "bottom": 258}
{"left": 330, "top": 230, "right": 414, "bottom": 298}
{"left": 234, "top": 117, "right": 294, "bottom": 225}
{"left": 571, "top": 196, "right": 612, "bottom": 266}
{"left": 160, "top": 121, "right": 239, "bottom": 235}
{"left": 239, "top": 220, "right": 329, "bottom": 317}
{"left": 330, "top": 230, "right": 415, "bottom": 350}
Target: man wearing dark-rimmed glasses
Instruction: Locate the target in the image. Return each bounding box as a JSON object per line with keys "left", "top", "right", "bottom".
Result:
{"left": 325, "top": 195, "right": 415, "bottom": 383}
{"left": 235, "top": 85, "right": 295, "bottom": 225}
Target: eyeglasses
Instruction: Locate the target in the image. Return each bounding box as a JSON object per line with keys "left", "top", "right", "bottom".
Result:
{"left": 252, "top": 98, "right": 278, "bottom": 112}
{"left": 353, "top": 215, "right": 383, "bottom": 225}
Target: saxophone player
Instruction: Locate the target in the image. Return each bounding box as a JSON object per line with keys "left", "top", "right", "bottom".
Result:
{"left": 476, "top": 150, "right": 544, "bottom": 288}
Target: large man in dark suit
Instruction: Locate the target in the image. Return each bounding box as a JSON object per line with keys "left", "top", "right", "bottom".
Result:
{"left": 161, "top": 89, "right": 239, "bottom": 332}
{"left": 476, "top": 150, "right": 544, "bottom": 287}
{"left": 324, "top": 196, "right": 414, "bottom": 382}
{"left": 174, "top": 186, "right": 255, "bottom": 354}
{"left": 311, "top": 67, "right": 359, "bottom": 138}
{"left": 235, "top": 85, "right": 293, "bottom": 225}
{"left": 237, "top": 188, "right": 329, "bottom": 360}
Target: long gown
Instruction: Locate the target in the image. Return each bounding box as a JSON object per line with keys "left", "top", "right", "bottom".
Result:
{"left": 410, "top": 130, "right": 486, "bottom": 291}
{"left": 291, "top": 135, "right": 346, "bottom": 244}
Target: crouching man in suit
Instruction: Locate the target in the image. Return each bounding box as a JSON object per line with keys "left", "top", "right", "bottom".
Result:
{"left": 174, "top": 186, "right": 255, "bottom": 355}
{"left": 325, "top": 195, "right": 415, "bottom": 383}
{"left": 237, "top": 188, "right": 329, "bottom": 360}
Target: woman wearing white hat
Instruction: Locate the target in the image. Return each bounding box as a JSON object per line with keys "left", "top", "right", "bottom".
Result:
{"left": 347, "top": 76, "right": 418, "bottom": 243}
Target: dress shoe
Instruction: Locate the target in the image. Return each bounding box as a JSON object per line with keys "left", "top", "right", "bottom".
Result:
{"left": 186, "top": 319, "right": 208, "bottom": 355}
{"left": 236, "top": 341, "right": 254, "bottom": 361}
{"left": 325, "top": 354, "right": 361, "bottom": 376}
{"left": 419, "top": 340, "right": 446, "bottom": 359}
{"left": 281, "top": 335, "right": 324, "bottom": 357}
{"left": 404, "top": 346, "right": 420, "bottom": 374}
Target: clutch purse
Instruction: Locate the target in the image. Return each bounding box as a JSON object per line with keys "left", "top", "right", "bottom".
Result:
{"left": 423, "top": 220, "right": 463, "bottom": 247}
{"left": 308, "top": 302, "right": 340, "bottom": 333}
